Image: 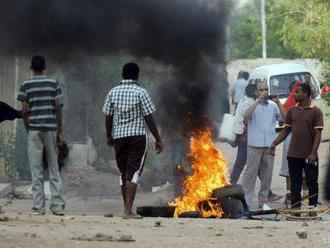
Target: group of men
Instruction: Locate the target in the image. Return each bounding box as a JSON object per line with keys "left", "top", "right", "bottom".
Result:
{"left": 231, "top": 71, "right": 323, "bottom": 212}
{"left": 0, "top": 56, "right": 162, "bottom": 218}
{"left": 0, "top": 55, "right": 325, "bottom": 217}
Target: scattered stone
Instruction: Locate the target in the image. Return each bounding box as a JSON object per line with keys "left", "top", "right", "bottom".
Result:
{"left": 215, "top": 233, "right": 222, "bottom": 236}
{"left": 302, "top": 222, "right": 308, "bottom": 227}
{"left": 0, "top": 216, "right": 9, "bottom": 222}
{"left": 64, "top": 216, "right": 75, "bottom": 220}
{"left": 24, "top": 233, "right": 37, "bottom": 238}
{"left": 207, "top": 227, "right": 213, "bottom": 230}
{"left": 72, "top": 233, "right": 135, "bottom": 242}
{"left": 296, "top": 231, "right": 307, "bottom": 239}
{"left": 243, "top": 226, "right": 263, "bottom": 229}
{"left": 116, "top": 235, "right": 135, "bottom": 242}
{"left": 267, "top": 234, "right": 274, "bottom": 237}
{"left": 154, "top": 221, "right": 163, "bottom": 227}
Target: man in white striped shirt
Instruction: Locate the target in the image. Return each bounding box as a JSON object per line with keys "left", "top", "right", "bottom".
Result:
{"left": 17, "top": 55, "right": 65, "bottom": 216}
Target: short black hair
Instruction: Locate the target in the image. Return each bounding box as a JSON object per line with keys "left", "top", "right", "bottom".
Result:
{"left": 245, "top": 83, "right": 257, "bottom": 98}
{"left": 31, "top": 55, "right": 46, "bottom": 72}
{"left": 122, "top": 62, "right": 139, "bottom": 80}
{"left": 299, "top": 83, "right": 312, "bottom": 97}
{"left": 242, "top": 71, "right": 249, "bottom": 80}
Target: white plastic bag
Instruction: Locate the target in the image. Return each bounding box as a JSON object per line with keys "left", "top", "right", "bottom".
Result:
{"left": 219, "top": 113, "right": 236, "bottom": 144}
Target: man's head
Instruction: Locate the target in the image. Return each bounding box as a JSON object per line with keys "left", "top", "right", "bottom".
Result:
{"left": 242, "top": 71, "right": 249, "bottom": 81}
{"left": 245, "top": 83, "right": 257, "bottom": 99}
{"left": 256, "top": 81, "right": 269, "bottom": 99}
{"left": 304, "top": 74, "right": 311, "bottom": 83}
{"left": 122, "top": 62, "right": 139, "bottom": 80}
{"left": 237, "top": 71, "right": 244, "bottom": 79}
{"left": 30, "top": 55, "right": 46, "bottom": 72}
{"left": 295, "top": 83, "right": 311, "bottom": 102}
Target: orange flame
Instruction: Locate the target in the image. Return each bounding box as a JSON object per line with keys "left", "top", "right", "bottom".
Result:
{"left": 171, "top": 129, "right": 229, "bottom": 218}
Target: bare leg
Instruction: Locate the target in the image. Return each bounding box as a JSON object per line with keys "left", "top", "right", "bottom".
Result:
{"left": 124, "top": 180, "right": 137, "bottom": 216}
{"left": 121, "top": 184, "right": 126, "bottom": 208}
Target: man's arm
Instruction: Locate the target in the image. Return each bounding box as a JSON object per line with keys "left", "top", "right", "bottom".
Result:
{"left": 21, "top": 101, "right": 29, "bottom": 132}
{"left": 269, "top": 127, "right": 291, "bottom": 155}
{"left": 272, "top": 127, "right": 291, "bottom": 147}
{"left": 105, "top": 115, "right": 114, "bottom": 146}
{"left": 308, "top": 129, "right": 322, "bottom": 163}
{"left": 243, "top": 101, "right": 258, "bottom": 120}
{"left": 55, "top": 99, "right": 64, "bottom": 145}
{"left": 272, "top": 95, "right": 287, "bottom": 119}
{"left": 144, "top": 114, "right": 162, "bottom": 153}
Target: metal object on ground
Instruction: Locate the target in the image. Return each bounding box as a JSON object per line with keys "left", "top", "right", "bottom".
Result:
{"left": 136, "top": 206, "right": 175, "bottom": 218}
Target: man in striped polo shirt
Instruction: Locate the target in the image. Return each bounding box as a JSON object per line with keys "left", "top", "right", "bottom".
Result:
{"left": 103, "top": 62, "right": 162, "bottom": 218}
{"left": 17, "top": 55, "right": 65, "bottom": 216}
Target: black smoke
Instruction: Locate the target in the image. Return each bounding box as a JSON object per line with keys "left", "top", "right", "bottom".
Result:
{"left": 0, "top": 0, "right": 231, "bottom": 133}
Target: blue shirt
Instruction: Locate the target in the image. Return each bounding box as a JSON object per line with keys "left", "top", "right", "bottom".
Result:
{"left": 243, "top": 101, "right": 282, "bottom": 147}
{"left": 231, "top": 78, "right": 248, "bottom": 104}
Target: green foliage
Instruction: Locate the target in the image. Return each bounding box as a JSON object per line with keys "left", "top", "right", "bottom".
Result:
{"left": 278, "top": 0, "right": 330, "bottom": 105}
{"left": 230, "top": 1, "right": 262, "bottom": 59}
{"left": 0, "top": 122, "right": 30, "bottom": 180}
{"left": 279, "top": 0, "right": 330, "bottom": 60}
{"left": 230, "top": 0, "right": 299, "bottom": 59}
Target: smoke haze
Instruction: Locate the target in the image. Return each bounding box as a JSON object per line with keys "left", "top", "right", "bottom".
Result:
{"left": 0, "top": 0, "right": 233, "bottom": 191}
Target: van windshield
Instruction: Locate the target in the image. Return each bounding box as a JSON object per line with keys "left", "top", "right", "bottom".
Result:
{"left": 269, "top": 72, "right": 317, "bottom": 98}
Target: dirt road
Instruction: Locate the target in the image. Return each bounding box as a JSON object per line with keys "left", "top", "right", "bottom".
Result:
{"left": 0, "top": 142, "right": 329, "bottom": 248}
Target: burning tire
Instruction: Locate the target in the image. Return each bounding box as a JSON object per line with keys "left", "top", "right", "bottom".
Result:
{"left": 220, "top": 199, "right": 244, "bottom": 218}
{"left": 178, "top": 211, "right": 202, "bottom": 218}
{"left": 211, "top": 184, "right": 245, "bottom": 200}
{"left": 211, "top": 184, "right": 249, "bottom": 212}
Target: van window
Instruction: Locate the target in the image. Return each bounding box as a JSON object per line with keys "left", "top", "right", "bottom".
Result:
{"left": 269, "top": 72, "right": 318, "bottom": 98}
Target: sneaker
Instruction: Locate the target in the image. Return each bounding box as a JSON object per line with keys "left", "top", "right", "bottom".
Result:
{"left": 29, "top": 209, "right": 45, "bottom": 216}
{"left": 308, "top": 206, "right": 317, "bottom": 217}
{"left": 52, "top": 210, "right": 65, "bottom": 216}
{"left": 268, "top": 192, "right": 284, "bottom": 202}
{"left": 260, "top": 203, "right": 272, "bottom": 211}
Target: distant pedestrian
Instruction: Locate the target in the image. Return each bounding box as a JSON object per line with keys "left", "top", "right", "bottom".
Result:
{"left": 230, "top": 84, "right": 256, "bottom": 184}
{"left": 17, "top": 55, "right": 65, "bottom": 216}
{"left": 103, "top": 62, "right": 162, "bottom": 218}
{"left": 231, "top": 71, "right": 249, "bottom": 110}
{"left": 320, "top": 81, "right": 330, "bottom": 98}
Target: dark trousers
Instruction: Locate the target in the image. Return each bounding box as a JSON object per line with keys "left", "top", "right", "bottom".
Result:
{"left": 230, "top": 140, "right": 247, "bottom": 184}
{"left": 287, "top": 157, "right": 319, "bottom": 208}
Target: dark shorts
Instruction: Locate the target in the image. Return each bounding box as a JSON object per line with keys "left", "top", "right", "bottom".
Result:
{"left": 114, "top": 135, "right": 147, "bottom": 185}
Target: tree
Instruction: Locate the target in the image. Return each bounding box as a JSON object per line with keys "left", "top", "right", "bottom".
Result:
{"left": 279, "top": 0, "right": 330, "bottom": 61}
{"left": 230, "top": 0, "right": 298, "bottom": 60}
